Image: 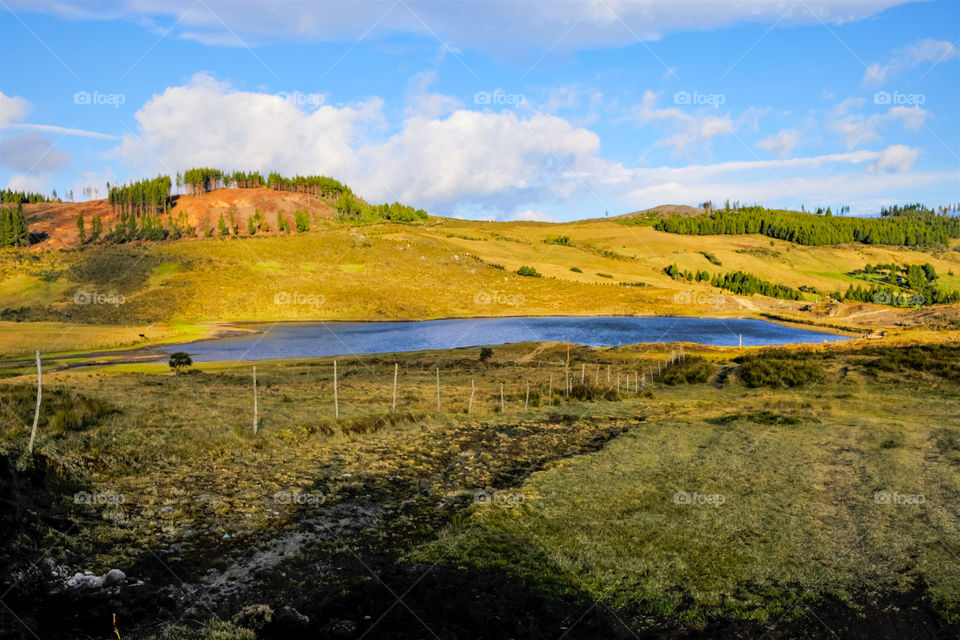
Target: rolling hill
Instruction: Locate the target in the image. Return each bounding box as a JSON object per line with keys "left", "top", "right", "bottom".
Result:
{"left": 1, "top": 186, "right": 959, "bottom": 357}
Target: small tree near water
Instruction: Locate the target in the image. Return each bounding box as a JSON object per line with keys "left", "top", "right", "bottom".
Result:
{"left": 169, "top": 352, "right": 193, "bottom": 375}
{"left": 479, "top": 347, "right": 493, "bottom": 362}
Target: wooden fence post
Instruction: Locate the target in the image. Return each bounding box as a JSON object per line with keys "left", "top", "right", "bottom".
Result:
{"left": 500, "top": 383, "right": 505, "bottom": 412}
{"left": 333, "top": 360, "right": 339, "bottom": 420}
{"left": 525, "top": 380, "right": 530, "bottom": 411}
{"left": 392, "top": 363, "right": 398, "bottom": 411}
{"left": 252, "top": 366, "right": 258, "bottom": 434}
{"left": 469, "top": 379, "right": 475, "bottom": 414}
{"left": 28, "top": 350, "right": 41, "bottom": 454}
{"left": 548, "top": 373, "right": 553, "bottom": 404}
{"left": 436, "top": 367, "right": 441, "bottom": 411}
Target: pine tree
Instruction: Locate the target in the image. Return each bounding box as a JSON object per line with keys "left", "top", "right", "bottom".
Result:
{"left": 76, "top": 214, "right": 86, "bottom": 244}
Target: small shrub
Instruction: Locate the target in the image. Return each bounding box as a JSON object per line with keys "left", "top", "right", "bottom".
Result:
{"left": 568, "top": 383, "right": 619, "bottom": 402}
{"left": 737, "top": 356, "right": 825, "bottom": 388}
{"left": 479, "top": 347, "right": 493, "bottom": 362}
{"left": 596, "top": 272, "right": 613, "bottom": 279}
{"left": 517, "top": 266, "right": 541, "bottom": 277}
{"left": 660, "top": 356, "right": 713, "bottom": 385}
{"left": 570, "top": 266, "right": 583, "bottom": 273}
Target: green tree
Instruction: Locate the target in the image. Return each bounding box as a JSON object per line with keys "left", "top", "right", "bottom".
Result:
{"left": 169, "top": 352, "right": 193, "bottom": 375}
{"left": 76, "top": 214, "right": 86, "bottom": 244}
{"left": 218, "top": 213, "right": 229, "bottom": 238}
{"left": 90, "top": 216, "right": 102, "bottom": 243}
{"left": 294, "top": 209, "right": 310, "bottom": 232}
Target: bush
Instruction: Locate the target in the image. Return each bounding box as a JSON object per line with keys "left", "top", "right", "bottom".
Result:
{"left": 479, "top": 347, "right": 493, "bottom": 362}
{"left": 660, "top": 356, "right": 713, "bottom": 385}
{"left": 736, "top": 356, "right": 825, "bottom": 388}
{"left": 570, "top": 266, "right": 583, "bottom": 273}
{"left": 517, "top": 266, "right": 541, "bottom": 277}
{"left": 597, "top": 272, "right": 613, "bottom": 279}
{"left": 568, "top": 383, "right": 619, "bottom": 402}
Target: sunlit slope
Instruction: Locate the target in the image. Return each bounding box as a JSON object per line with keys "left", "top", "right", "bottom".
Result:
{"left": 1, "top": 216, "right": 958, "bottom": 338}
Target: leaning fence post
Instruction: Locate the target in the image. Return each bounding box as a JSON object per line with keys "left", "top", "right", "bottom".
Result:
{"left": 500, "top": 383, "right": 505, "bottom": 412}
{"left": 436, "top": 367, "right": 441, "bottom": 411}
{"left": 28, "top": 350, "right": 41, "bottom": 454}
{"left": 580, "top": 363, "right": 585, "bottom": 384}
{"left": 252, "top": 366, "right": 259, "bottom": 434}
{"left": 469, "top": 379, "right": 475, "bottom": 414}
{"left": 333, "top": 360, "right": 339, "bottom": 420}
{"left": 525, "top": 380, "right": 530, "bottom": 411}
{"left": 392, "top": 363, "right": 398, "bottom": 411}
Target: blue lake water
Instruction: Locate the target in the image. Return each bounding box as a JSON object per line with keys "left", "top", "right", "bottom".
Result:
{"left": 163, "top": 317, "right": 850, "bottom": 362}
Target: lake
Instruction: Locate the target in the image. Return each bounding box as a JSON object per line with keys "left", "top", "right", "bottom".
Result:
{"left": 162, "top": 316, "right": 851, "bottom": 362}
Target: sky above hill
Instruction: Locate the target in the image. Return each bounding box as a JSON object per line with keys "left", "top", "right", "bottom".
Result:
{"left": 0, "top": 0, "right": 957, "bottom": 221}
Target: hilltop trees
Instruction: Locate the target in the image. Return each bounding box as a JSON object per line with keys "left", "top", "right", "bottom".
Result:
{"left": 1, "top": 189, "right": 55, "bottom": 204}
{"left": 108, "top": 176, "right": 173, "bottom": 215}
{"left": 0, "top": 203, "right": 30, "bottom": 247}
{"left": 654, "top": 205, "right": 960, "bottom": 247}
{"left": 183, "top": 168, "right": 224, "bottom": 194}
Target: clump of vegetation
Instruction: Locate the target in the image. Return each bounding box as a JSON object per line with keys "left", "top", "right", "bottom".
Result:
{"left": 852, "top": 345, "right": 960, "bottom": 382}
{"left": 568, "top": 383, "right": 619, "bottom": 402}
{"left": 479, "top": 347, "right": 493, "bottom": 362}
{"left": 699, "top": 250, "right": 722, "bottom": 266}
{"left": 659, "top": 356, "right": 713, "bottom": 385}
{"left": 596, "top": 272, "right": 613, "bottom": 279}
{"left": 336, "top": 194, "right": 428, "bottom": 223}
{"left": 735, "top": 354, "right": 825, "bottom": 388}
{"left": 569, "top": 266, "right": 582, "bottom": 273}
{"left": 663, "top": 264, "right": 711, "bottom": 283}
{"left": 546, "top": 235, "right": 571, "bottom": 246}
{"left": 517, "top": 266, "right": 541, "bottom": 277}
{"left": 837, "top": 262, "right": 959, "bottom": 306}
{"left": 711, "top": 271, "right": 801, "bottom": 300}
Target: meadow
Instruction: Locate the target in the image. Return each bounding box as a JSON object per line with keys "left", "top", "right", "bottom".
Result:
{"left": 2, "top": 340, "right": 958, "bottom": 639}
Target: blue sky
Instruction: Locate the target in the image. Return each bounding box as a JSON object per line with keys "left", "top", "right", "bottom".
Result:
{"left": 1, "top": 0, "right": 957, "bottom": 221}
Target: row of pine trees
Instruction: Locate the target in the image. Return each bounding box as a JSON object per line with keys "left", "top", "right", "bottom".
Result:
{"left": 655, "top": 205, "right": 960, "bottom": 247}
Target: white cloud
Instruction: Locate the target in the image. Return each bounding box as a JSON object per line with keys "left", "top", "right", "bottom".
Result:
{"left": 511, "top": 209, "right": 555, "bottom": 222}
{"left": 11, "top": 1, "right": 914, "bottom": 59}
{"left": 112, "top": 74, "right": 600, "bottom": 210}
{"left": 6, "top": 173, "right": 47, "bottom": 193}
{"left": 359, "top": 109, "right": 600, "bottom": 204}
{"left": 868, "top": 144, "right": 919, "bottom": 173}
{"left": 828, "top": 103, "right": 929, "bottom": 149}
{"left": 0, "top": 132, "right": 71, "bottom": 173}
{"left": 756, "top": 129, "right": 800, "bottom": 157}
{"left": 113, "top": 73, "right": 382, "bottom": 179}
{"left": 0, "top": 92, "right": 30, "bottom": 128}
{"left": 863, "top": 38, "right": 959, "bottom": 85}
{"left": 626, "top": 90, "right": 741, "bottom": 155}
{"left": 10, "top": 124, "right": 118, "bottom": 139}
{"left": 107, "top": 75, "right": 951, "bottom": 219}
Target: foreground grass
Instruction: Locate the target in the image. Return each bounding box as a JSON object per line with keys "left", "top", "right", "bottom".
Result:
{"left": 1, "top": 341, "right": 958, "bottom": 638}
{"left": 417, "top": 380, "right": 960, "bottom": 624}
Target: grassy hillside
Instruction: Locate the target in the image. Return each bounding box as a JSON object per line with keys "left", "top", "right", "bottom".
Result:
{"left": 2, "top": 193, "right": 960, "bottom": 357}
